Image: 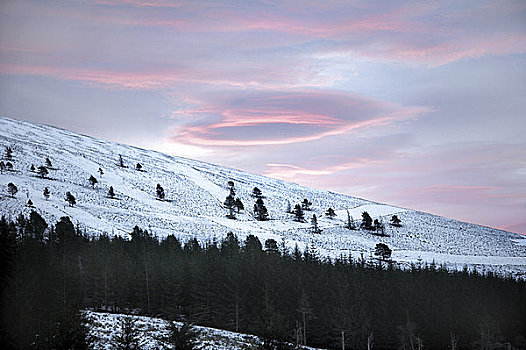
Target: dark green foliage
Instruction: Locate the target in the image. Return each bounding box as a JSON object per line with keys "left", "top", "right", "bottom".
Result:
{"left": 252, "top": 187, "right": 263, "bottom": 199}
{"left": 119, "top": 155, "right": 126, "bottom": 168}
{"left": 254, "top": 198, "right": 269, "bottom": 221}
{"left": 37, "top": 165, "right": 49, "bottom": 178}
{"left": 27, "top": 199, "right": 33, "bottom": 207}
{"left": 374, "top": 243, "right": 392, "bottom": 259}
{"left": 6, "top": 161, "right": 13, "bottom": 171}
{"left": 234, "top": 198, "right": 244, "bottom": 213}
{"left": 345, "top": 210, "right": 356, "bottom": 230}
{"left": 113, "top": 316, "right": 141, "bottom": 350}
{"left": 99, "top": 167, "right": 104, "bottom": 176}
{"left": 108, "top": 186, "right": 116, "bottom": 199}
{"left": 7, "top": 182, "right": 17, "bottom": 197}
{"left": 293, "top": 204, "right": 304, "bottom": 222}
{"left": 301, "top": 199, "right": 312, "bottom": 211}
{"left": 224, "top": 194, "right": 236, "bottom": 219}
{"left": 163, "top": 321, "right": 201, "bottom": 350}
{"left": 311, "top": 214, "right": 321, "bottom": 234}
{"left": 156, "top": 184, "right": 165, "bottom": 200}
{"left": 65, "top": 191, "right": 76, "bottom": 206}
{"left": 45, "top": 157, "right": 52, "bottom": 167}
{"left": 361, "top": 211, "right": 373, "bottom": 230}
{"left": 325, "top": 207, "right": 336, "bottom": 218}
{"left": 43, "top": 186, "right": 50, "bottom": 200}
{"left": 5, "top": 146, "right": 13, "bottom": 160}
{"left": 136, "top": 163, "right": 142, "bottom": 171}
{"left": 30, "top": 164, "right": 35, "bottom": 172}
{"left": 1, "top": 215, "right": 525, "bottom": 349}
{"left": 0, "top": 161, "right": 5, "bottom": 172}
{"left": 391, "top": 215, "right": 402, "bottom": 227}
{"left": 89, "top": 175, "right": 98, "bottom": 188}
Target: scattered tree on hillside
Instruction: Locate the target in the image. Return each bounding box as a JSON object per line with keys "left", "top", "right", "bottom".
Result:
{"left": 98, "top": 167, "right": 104, "bottom": 177}
{"left": 293, "top": 204, "right": 305, "bottom": 222}
{"left": 45, "top": 157, "right": 52, "bottom": 168}
{"left": 65, "top": 191, "right": 76, "bottom": 206}
{"left": 0, "top": 161, "right": 5, "bottom": 172}
{"left": 6, "top": 161, "right": 13, "bottom": 171}
{"left": 224, "top": 194, "right": 236, "bottom": 219}
{"left": 163, "top": 321, "right": 201, "bottom": 350}
{"left": 264, "top": 238, "right": 279, "bottom": 254}
{"left": 374, "top": 243, "right": 392, "bottom": 260}
{"left": 5, "top": 146, "right": 13, "bottom": 160}
{"left": 286, "top": 200, "right": 292, "bottom": 214}
{"left": 254, "top": 198, "right": 269, "bottom": 221}
{"left": 391, "top": 215, "right": 402, "bottom": 227}
{"left": 7, "top": 182, "right": 18, "bottom": 197}
{"left": 252, "top": 187, "right": 263, "bottom": 199}
{"left": 361, "top": 211, "right": 373, "bottom": 230}
{"left": 227, "top": 181, "right": 235, "bottom": 196}
{"left": 156, "top": 184, "right": 165, "bottom": 200}
{"left": 30, "top": 164, "right": 35, "bottom": 172}
{"left": 234, "top": 198, "right": 244, "bottom": 213}
{"left": 27, "top": 199, "right": 34, "bottom": 207}
{"left": 107, "top": 186, "right": 115, "bottom": 199}
{"left": 136, "top": 163, "right": 142, "bottom": 171}
{"left": 112, "top": 316, "right": 141, "bottom": 350}
{"left": 311, "top": 214, "right": 321, "bottom": 234}
{"left": 88, "top": 175, "right": 98, "bottom": 188}
{"left": 43, "top": 187, "right": 50, "bottom": 200}
{"left": 118, "top": 155, "right": 126, "bottom": 168}
{"left": 301, "top": 198, "right": 312, "bottom": 211}
{"left": 374, "top": 219, "right": 385, "bottom": 236}
{"left": 37, "top": 166, "right": 49, "bottom": 179}
{"left": 325, "top": 208, "right": 336, "bottom": 218}
{"left": 346, "top": 210, "right": 357, "bottom": 230}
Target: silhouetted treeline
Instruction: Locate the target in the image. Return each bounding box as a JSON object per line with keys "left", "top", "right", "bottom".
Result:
{"left": 1, "top": 212, "right": 525, "bottom": 349}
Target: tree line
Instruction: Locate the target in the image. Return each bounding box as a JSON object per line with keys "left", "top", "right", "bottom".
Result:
{"left": 1, "top": 212, "right": 526, "bottom": 349}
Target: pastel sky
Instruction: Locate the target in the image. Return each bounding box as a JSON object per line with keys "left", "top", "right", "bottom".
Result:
{"left": 1, "top": 0, "right": 525, "bottom": 234}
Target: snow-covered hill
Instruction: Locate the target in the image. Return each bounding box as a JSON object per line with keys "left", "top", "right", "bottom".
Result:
{"left": 1, "top": 117, "right": 525, "bottom": 276}
{"left": 86, "top": 311, "right": 323, "bottom": 350}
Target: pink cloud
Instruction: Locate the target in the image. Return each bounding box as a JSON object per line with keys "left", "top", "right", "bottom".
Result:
{"left": 167, "top": 90, "right": 429, "bottom": 146}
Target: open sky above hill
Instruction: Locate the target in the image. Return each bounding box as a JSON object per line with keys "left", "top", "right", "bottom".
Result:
{"left": 1, "top": 0, "right": 525, "bottom": 234}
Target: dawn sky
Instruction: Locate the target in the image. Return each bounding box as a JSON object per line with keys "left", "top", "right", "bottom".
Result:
{"left": 1, "top": 0, "right": 525, "bottom": 234}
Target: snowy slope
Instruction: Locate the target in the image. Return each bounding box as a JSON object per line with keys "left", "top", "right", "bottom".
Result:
{"left": 1, "top": 117, "right": 525, "bottom": 276}
{"left": 85, "top": 311, "right": 323, "bottom": 350}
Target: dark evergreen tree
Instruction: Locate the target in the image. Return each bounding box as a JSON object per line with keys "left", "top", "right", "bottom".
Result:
{"left": 65, "top": 191, "right": 76, "bottom": 206}
{"left": 5, "top": 146, "right": 13, "bottom": 160}
{"left": 112, "top": 316, "right": 141, "bottom": 350}
{"left": 27, "top": 199, "right": 33, "bottom": 207}
{"left": 311, "top": 214, "right": 321, "bottom": 234}
{"left": 45, "top": 157, "right": 52, "bottom": 168}
{"left": 293, "top": 204, "right": 305, "bottom": 222}
{"left": 374, "top": 243, "right": 392, "bottom": 259}
{"left": 224, "top": 194, "right": 236, "bottom": 219}
{"left": 7, "top": 182, "right": 18, "bottom": 197}
{"left": 301, "top": 199, "right": 312, "bottom": 211}
{"left": 163, "top": 321, "right": 201, "bottom": 350}
{"left": 88, "top": 175, "right": 98, "bottom": 188}
{"left": 0, "top": 161, "right": 5, "bottom": 172}
{"left": 254, "top": 198, "right": 269, "bottom": 221}
{"left": 156, "top": 184, "right": 165, "bottom": 200}
{"left": 119, "top": 155, "right": 126, "bottom": 168}
{"left": 286, "top": 200, "right": 292, "bottom": 214}
{"left": 345, "top": 210, "right": 356, "bottom": 230}
{"left": 43, "top": 187, "right": 50, "bottom": 200}
{"left": 37, "top": 165, "right": 49, "bottom": 178}
{"left": 361, "top": 211, "right": 373, "bottom": 230}
{"left": 98, "top": 167, "right": 104, "bottom": 176}
{"left": 30, "top": 164, "right": 35, "bottom": 172}
{"left": 373, "top": 219, "right": 385, "bottom": 236}
{"left": 136, "top": 163, "right": 142, "bottom": 171}
{"left": 6, "top": 161, "right": 13, "bottom": 171}
{"left": 391, "top": 215, "right": 402, "bottom": 227}
{"left": 234, "top": 198, "right": 244, "bottom": 213}
{"left": 252, "top": 187, "right": 263, "bottom": 199}
{"left": 108, "top": 186, "right": 116, "bottom": 199}
{"left": 325, "top": 208, "right": 336, "bottom": 218}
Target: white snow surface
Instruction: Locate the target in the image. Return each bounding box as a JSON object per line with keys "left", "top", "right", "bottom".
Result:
{"left": 85, "top": 310, "right": 323, "bottom": 350}
{"left": 1, "top": 117, "right": 525, "bottom": 277}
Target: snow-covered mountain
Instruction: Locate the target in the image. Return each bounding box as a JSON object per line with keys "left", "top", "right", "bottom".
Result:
{"left": 1, "top": 117, "right": 525, "bottom": 276}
